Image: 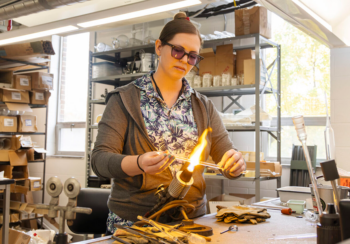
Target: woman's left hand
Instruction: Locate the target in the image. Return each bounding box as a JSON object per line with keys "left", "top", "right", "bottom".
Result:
{"left": 217, "top": 149, "right": 246, "bottom": 177}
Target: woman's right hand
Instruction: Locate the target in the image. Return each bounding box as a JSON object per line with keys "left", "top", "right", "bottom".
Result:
{"left": 139, "top": 151, "right": 175, "bottom": 175}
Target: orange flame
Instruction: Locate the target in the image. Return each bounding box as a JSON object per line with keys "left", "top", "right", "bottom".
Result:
{"left": 187, "top": 127, "right": 212, "bottom": 172}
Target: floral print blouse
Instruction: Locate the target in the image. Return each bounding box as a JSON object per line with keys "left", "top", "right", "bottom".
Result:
{"left": 133, "top": 72, "right": 199, "bottom": 175}
{"left": 106, "top": 73, "right": 199, "bottom": 234}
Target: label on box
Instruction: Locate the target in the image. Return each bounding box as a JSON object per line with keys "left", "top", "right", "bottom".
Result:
{"left": 4, "top": 119, "right": 14, "bottom": 127}
{"left": 41, "top": 76, "right": 53, "bottom": 87}
{"left": 33, "top": 181, "right": 41, "bottom": 188}
{"left": 21, "top": 139, "right": 32, "bottom": 147}
{"left": 20, "top": 212, "right": 29, "bottom": 220}
{"left": 35, "top": 92, "right": 44, "bottom": 100}
{"left": 11, "top": 92, "right": 21, "bottom": 100}
{"left": 20, "top": 78, "right": 29, "bottom": 86}
{"left": 25, "top": 119, "right": 32, "bottom": 126}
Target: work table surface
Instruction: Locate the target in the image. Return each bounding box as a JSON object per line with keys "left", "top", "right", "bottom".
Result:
{"left": 74, "top": 210, "right": 317, "bottom": 243}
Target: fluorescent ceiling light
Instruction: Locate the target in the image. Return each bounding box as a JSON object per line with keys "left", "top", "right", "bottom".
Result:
{"left": 292, "top": 0, "right": 332, "bottom": 31}
{"left": 78, "top": 0, "right": 201, "bottom": 28}
{"left": 0, "top": 25, "right": 79, "bottom": 46}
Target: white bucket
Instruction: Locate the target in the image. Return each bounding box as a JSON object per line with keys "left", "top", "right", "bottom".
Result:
{"left": 140, "top": 53, "right": 155, "bottom": 72}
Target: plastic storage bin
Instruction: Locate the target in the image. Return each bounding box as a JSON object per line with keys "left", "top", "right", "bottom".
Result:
{"left": 287, "top": 200, "right": 306, "bottom": 214}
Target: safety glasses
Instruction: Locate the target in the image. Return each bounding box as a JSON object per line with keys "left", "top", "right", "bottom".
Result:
{"left": 163, "top": 42, "right": 204, "bottom": 66}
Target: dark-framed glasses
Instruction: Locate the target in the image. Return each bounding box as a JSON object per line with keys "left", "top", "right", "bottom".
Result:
{"left": 163, "top": 42, "right": 204, "bottom": 66}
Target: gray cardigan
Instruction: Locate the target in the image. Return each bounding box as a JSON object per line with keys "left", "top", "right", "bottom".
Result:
{"left": 91, "top": 82, "right": 238, "bottom": 222}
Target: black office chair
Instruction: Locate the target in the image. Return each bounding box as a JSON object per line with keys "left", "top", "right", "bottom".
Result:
{"left": 68, "top": 188, "right": 110, "bottom": 237}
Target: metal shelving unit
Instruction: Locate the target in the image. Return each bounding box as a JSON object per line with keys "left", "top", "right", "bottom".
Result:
{"left": 0, "top": 58, "right": 49, "bottom": 204}
{"left": 85, "top": 33, "right": 281, "bottom": 201}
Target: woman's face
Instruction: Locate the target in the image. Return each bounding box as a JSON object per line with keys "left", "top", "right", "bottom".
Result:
{"left": 155, "top": 33, "right": 201, "bottom": 80}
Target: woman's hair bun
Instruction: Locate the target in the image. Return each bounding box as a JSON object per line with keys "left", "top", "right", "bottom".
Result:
{"left": 174, "top": 12, "right": 187, "bottom": 20}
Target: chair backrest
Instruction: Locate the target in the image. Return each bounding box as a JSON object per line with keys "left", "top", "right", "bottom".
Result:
{"left": 68, "top": 188, "right": 110, "bottom": 235}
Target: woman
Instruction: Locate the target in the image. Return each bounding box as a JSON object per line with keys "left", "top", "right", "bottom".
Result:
{"left": 92, "top": 12, "right": 246, "bottom": 234}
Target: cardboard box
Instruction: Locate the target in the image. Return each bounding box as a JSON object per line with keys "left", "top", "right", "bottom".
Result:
{"left": 12, "top": 75, "right": 32, "bottom": 91}
{"left": 25, "top": 177, "right": 42, "bottom": 191}
{"left": 240, "top": 151, "right": 264, "bottom": 162}
{"left": 30, "top": 90, "right": 51, "bottom": 105}
{"left": 0, "top": 136, "right": 33, "bottom": 161}
{"left": 27, "top": 148, "right": 47, "bottom": 161}
{"left": 0, "top": 228, "right": 31, "bottom": 244}
{"left": 0, "top": 213, "right": 20, "bottom": 224}
{"left": 199, "top": 48, "right": 216, "bottom": 76}
{"left": 19, "top": 211, "right": 29, "bottom": 220}
{"left": 0, "top": 88, "right": 30, "bottom": 103}
{"left": 22, "top": 72, "right": 53, "bottom": 90}
{"left": 29, "top": 212, "right": 36, "bottom": 219}
{"left": 235, "top": 6, "right": 272, "bottom": 39}
{"left": 18, "top": 115, "right": 37, "bottom": 132}
{"left": 10, "top": 183, "right": 29, "bottom": 194}
{"left": 209, "top": 193, "right": 255, "bottom": 213}
{"left": 246, "top": 161, "right": 282, "bottom": 177}
{"left": 9, "top": 179, "right": 29, "bottom": 194}
{"left": 9, "top": 150, "right": 28, "bottom": 166}
{"left": 215, "top": 44, "right": 235, "bottom": 76}
{"left": 243, "top": 59, "right": 266, "bottom": 85}
{"left": 10, "top": 135, "right": 33, "bottom": 150}
{"left": 0, "top": 116, "right": 17, "bottom": 132}
{"left": 0, "top": 70, "right": 13, "bottom": 88}
{"left": 0, "top": 41, "right": 55, "bottom": 58}
{"left": 0, "top": 150, "right": 28, "bottom": 179}
{"left": 0, "top": 150, "right": 11, "bottom": 161}
{"left": 0, "top": 103, "right": 32, "bottom": 116}
{"left": 236, "top": 49, "right": 255, "bottom": 75}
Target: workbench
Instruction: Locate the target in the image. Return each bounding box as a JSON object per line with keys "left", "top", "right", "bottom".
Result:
{"left": 74, "top": 210, "right": 317, "bottom": 244}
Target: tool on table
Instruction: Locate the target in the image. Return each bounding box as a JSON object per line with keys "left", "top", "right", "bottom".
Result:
{"left": 137, "top": 216, "right": 185, "bottom": 244}
{"left": 339, "top": 199, "right": 350, "bottom": 241}
{"left": 292, "top": 115, "right": 323, "bottom": 217}
{"left": 216, "top": 205, "right": 270, "bottom": 225}
{"left": 318, "top": 159, "right": 350, "bottom": 243}
{"left": 112, "top": 235, "right": 131, "bottom": 244}
{"left": 220, "top": 225, "right": 238, "bottom": 234}
{"left": 320, "top": 160, "right": 341, "bottom": 213}
{"left": 129, "top": 226, "right": 178, "bottom": 244}
{"left": 115, "top": 223, "right": 174, "bottom": 244}
{"left": 36, "top": 177, "right": 92, "bottom": 244}
{"left": 172, "top": 155, "right": 223, "bottom": 170}
{"left": 316, "top": 203, "right": 341, "bottom": 244}
{"left": 281, "top": 208, "right": 296, "bottom": 215}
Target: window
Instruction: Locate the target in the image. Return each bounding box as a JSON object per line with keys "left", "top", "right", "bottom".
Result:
{"left": 56, "top": 32, "right": 90, "bottom": 156}
{"left": 265, "top": 13, "right": 330, "bottom": 161}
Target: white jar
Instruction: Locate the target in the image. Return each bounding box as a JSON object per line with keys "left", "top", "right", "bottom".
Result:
{"left": 193, "top": 75, "right": 202, "bottom": 88}
{"left": 185, "top": 71, "right": 196, "bottom": 87}
{"left": 222, "top": 73, "right": 232, "bottom": 86}
{"left": 213, "top": 75, "right": 222, "bottom": 87}
{"left": 202, "top": 74, "right": 213, "bottom": 88}
{"left": 231, "top": 76, "right": 238, "bottom": 86}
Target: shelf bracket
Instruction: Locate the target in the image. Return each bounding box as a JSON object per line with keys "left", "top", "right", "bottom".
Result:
{"left": 268, "top": 131, "right": 278, "bottom": 141}
{"left": 261, "top": 58, "right": 278, "bottom": 104}
{"left": 223, "top": 96, "right": 244, "bottom": 112}
{"left": 0, "top": 57, "right": 49, "bottom": 69}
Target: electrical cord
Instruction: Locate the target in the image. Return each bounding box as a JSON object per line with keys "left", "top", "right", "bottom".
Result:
{"left": 147, "top": 200, "right": 195, "bottom": 222}
{"left": 189, "top": 4, "right": 209, "bottom": 18}
{"left": 186, "top": 0, "right": 257, "bottom": 18}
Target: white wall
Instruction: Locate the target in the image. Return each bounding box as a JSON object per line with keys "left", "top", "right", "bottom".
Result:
{"left": 26, "top": 35, "right": 87, "bottom": 207}
{"left": 330, "top": 47, "right": 350, "bottom": 171}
